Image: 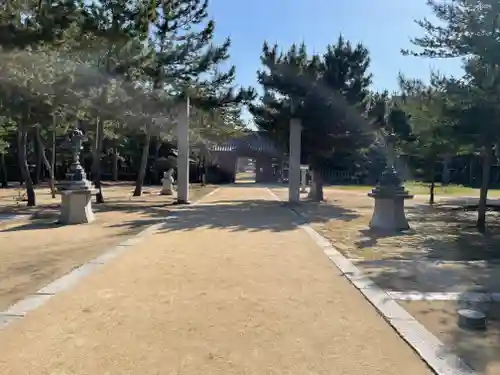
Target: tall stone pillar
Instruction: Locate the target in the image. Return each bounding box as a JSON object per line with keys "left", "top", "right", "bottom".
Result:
{"left": 288, "top": 118, "right": 302, "bottom": 203}
{"left": 176, "top": 96, "right": 190, "bottom": 204}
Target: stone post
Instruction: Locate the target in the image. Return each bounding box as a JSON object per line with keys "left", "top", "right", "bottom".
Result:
{"left": 176, "top": 96, "right": 190, "bottom": 204}
{"left": 288, "top": 118, "right": 302, "bottom": 203}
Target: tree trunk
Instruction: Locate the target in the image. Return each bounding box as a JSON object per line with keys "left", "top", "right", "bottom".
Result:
{"left": 429, "top": 163, "right": 436, "bottom": 205}
{"left": 34, "top": 135, "right": 42, "bottom": 184}
{"left": 477, "top": 145, "right": 492, "bottom": 233}
{"left": 134, "top": 127, "right": 151, "bottom": 197}
{"left": 201, "top": 156, "right": 206, "bottom": 185}
{"left": 469, "top": 158, "right": 474, "bottom": 185}
{"left": 154, "top": 137, "right": 161, "bottom": 159}
{"left": 308, "top": 169, "right": 316, "bottom": 199}
{"left": 153, "top": 137, "right": 161, "bottom": 184}
{"left": 35, "top": 127, "right": 56, "bottom": 198}
{"left": 308, "top": 169, "right": 324, "bottom": 202}
{"left": 17, "top": 128, "right": 35, "bottom": 206}
{"left": 92, "top": 117, "right": 105, "bottom": 204}
{"left": 51, "top": 130, "right": 56, "bottom": 182}
{"left": 442, "top": 154, "right": 451, "bottom": 185}
{"left": 0, "top": 153, "right": 7, "bottom": 188}
{"left": 112, "top": 147, "right": 119, "bottom": 181}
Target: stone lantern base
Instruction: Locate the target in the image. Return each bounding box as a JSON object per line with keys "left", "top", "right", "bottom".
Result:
{"left": 368, "top": 194, "right": 412, "bottom": 231}
{"left": 161, "top": 179, "right": 173, "bottom": 195}
{"left": 368, "top": 168, "right": 413, "bottom": 232}
{"left": 57, "top": 180, "right": 96, "bottom": 225}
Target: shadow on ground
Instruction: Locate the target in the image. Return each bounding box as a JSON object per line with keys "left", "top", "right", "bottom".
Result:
{"left": 402, "top": 299, "right": 500, "bottom": 374}
{"left": 0, "top": 183, "right": 214, "bottom": 231}
{"left": 107, "top": 198, "right": 359, "bottom": 234}
{"left": 357, "top": 204, "right": 500, "bottom": 293}
{"left": 329, "top": 197, "right": 500, "bottom": 374}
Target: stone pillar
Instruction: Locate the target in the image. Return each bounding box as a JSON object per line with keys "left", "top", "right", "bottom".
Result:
{"left": 288, "top": 118, "right": 302, "bottom": 203}
{"left": 300, "top": 165, "right": 308, "bottom": 193}
{"left": 176, "top": 97, "right": 190, "bottom": 204}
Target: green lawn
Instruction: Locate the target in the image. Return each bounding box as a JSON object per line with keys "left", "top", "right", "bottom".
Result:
{"left": 332, "top": 181, "right": 500, "bottom": 197}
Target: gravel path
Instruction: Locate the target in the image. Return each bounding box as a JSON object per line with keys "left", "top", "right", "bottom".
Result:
{"left": 0, "top": 186, "right": 432, "bottom": 375}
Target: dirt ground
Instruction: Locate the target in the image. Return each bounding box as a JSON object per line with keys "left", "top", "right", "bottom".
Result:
{"left": 0, "top": 183, "right": 215, "bottom": 311}
{"left": 287, "top": 187, "right": 500, "bottom": 292}
{"left": 270, "top": 185, "right": 500, "bottom": 373}
{"left": 402, "top": 300, "right": 500, "bottom": 375}
{"left": 0, "top": 185, "right": 433, "bottom": 375}
{"left": 271, "top": 186, "right": 500, "bottom": 261}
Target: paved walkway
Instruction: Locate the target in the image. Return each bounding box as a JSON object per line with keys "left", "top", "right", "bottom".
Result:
{"left": 0, "top": 186, "right": 432, "bottom": 375}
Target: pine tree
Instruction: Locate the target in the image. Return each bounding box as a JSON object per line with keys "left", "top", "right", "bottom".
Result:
{"left": 0, "top": 0, "right": 87, "bottom": 206}
{"left": 132, "top": 0, "right": 253, "bottom": 196}
{"left": 250, "top": 36, "right": 373, "bottom": 201}
{"left": 405, "top": 0, "right": 500, "bottom": 231}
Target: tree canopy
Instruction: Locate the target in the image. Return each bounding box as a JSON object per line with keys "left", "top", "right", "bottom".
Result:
{"left": 250, "top": 36, "right": 374, "bottom": 200}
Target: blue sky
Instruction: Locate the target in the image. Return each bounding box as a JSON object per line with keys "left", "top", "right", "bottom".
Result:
{"left": 208, "top": 0, "right": 464, "bottom": 95}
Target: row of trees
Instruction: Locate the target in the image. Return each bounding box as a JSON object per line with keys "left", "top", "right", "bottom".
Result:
{"left": 250, "top": 0, "right": 500, "bottom": 232}
{"left": 0, "top": 0, "right": 254, "bottom": 205}
{"left": 2, "top": 0, "right": 499, "bottom": 232}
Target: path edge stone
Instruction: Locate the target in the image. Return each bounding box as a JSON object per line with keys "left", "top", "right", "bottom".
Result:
{"left": 0, "top": 187, "right": 220, "bottom": 330}
{"left": 266, "top": 188, "right": 476, "bottom": 375}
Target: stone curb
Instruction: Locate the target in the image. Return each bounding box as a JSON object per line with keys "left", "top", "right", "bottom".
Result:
{"left": 387, "top": 291, "right": 500, "bottom": 302}
{"left": 266, "top": 188, "right": 476, "bottom": 375}
{"left": 0, "top": 187, "right": 220, "bottom": 330}
{"left": 0, "top": 214, "right": 31, "bottom": 227}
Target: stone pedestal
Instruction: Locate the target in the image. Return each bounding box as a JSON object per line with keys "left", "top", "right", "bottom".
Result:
{"left": 368, "top": 167, "right": 413, "bottom": 231}
{"left": 58, "top": 188, "right": 96, "bottom": 224}
{"left": 161, "top": 170, "right": 174, "bottom": 195}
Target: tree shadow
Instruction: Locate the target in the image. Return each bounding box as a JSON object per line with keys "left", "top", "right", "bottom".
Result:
{"left": 349, "top": 200, "right": 500, "bottom": 373}
{"left": 261, "top": 188, "right": 500, "bottom": 372}
{"left": 106, "top": 198, "right": 352, "bottom": 235}
{"left": 406, "top": 203, "right": 500, "bottom": 261}
{"left": 354, "top": 228, "right": 413, "bottom": 249}
{"left": 0, "top": 185, "right": 179, "bottom": 231}
{"left": 0, "top": 218, "right": 63, "bottom": 232}
{"left": 402, "top": 298, "right": 500, "bottom": 373}
{"left": 288, "top": 198, "right": 361, "bottom": 224}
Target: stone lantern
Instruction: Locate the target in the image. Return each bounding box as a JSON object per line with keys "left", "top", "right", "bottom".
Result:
{"left": 368, "top": 135, "right": 413, "bottom": 231}
{"left": 56, "top": 124, "right": 96, "bottom": 224}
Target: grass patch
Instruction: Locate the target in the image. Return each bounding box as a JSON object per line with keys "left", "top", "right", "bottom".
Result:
{"left": 333, "top": 181, "right": 500, "bottom": 197}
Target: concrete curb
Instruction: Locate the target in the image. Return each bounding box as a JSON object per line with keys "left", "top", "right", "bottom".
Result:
{"left": 266, "top": 188, "right": 476, "bottom": 375}
{"left": 0, "top": 187, "right": 220, "bottom": 330}
{"left": 387, "top": 291, "right": 500, "bottom": 302}
{"left": 0, "top": 214, "right": 31, "bottom": 227}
